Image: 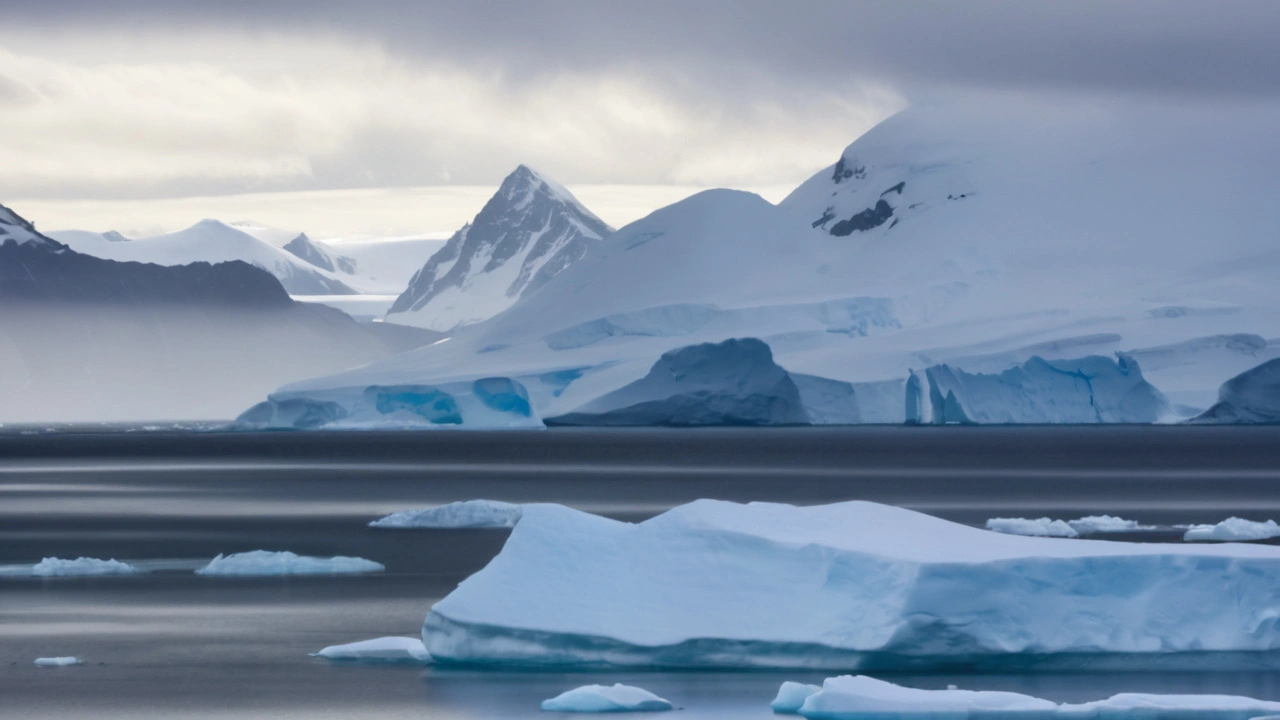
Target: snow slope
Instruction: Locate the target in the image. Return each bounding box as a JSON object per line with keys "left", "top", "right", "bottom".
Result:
{"left": 0, "top": 203, "right": 61, "bottom": 248}
{"left": 49, "top": 219, "right": 357, "bottom": 295}
{"left": 386, "top": 165, "right": 613, "bottom": 331}
{"left": 243, "top": 98, "right": 1280, "bottom": 426}
{"left": 423, "top": 500, "right": 1280, "bottom": 670}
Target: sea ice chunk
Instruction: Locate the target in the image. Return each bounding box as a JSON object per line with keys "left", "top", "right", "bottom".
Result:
{"left": 311, "top": 636, "right": 431, "bottom": 664}
{"left": 31, "top": 557, "right": 139, "bottom": 576}
{"left": 1066, "top": 515, "right": 1152, "bottom": 534}
{"left": 195, "top": 550, "right": 384, "bottom": 576}
{"left": 985, "top": 517, "right": 1079, "bottom": 537}
{"left": 772, "top": 682, "right": 823, "bottom": 713}
{"left": 790, "top": 676, "right": 1280, "bottom": 719}
{"left": 1184, "top": 518, "right": 1280, "bottom": 542}
{"left": 34, "top": 657, "right": 83, "bottom": 667}
{"left": 540, "top": 684, "right": 673, "bottom": 713}
{"left": 424, "top": 500, "right": 1280, "bottom": 670}
{"left": 370, "top": 500, "right": 523, "bottom": 529}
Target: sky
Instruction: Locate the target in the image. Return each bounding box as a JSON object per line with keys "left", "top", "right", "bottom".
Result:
{"left": 1, "top": 0, "right": 1277, "bottom": 237}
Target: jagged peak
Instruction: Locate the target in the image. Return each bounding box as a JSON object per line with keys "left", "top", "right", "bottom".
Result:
{"left": 494, "top": 165, "right": 607, "bottom": 228}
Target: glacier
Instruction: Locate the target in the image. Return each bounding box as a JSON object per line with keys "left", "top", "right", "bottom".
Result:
{"left": 370, "top": 500, "right": 523, "bottom": 529}
{"left": 240, "top": 99, "right": 1280, "bottom": 427}
{"left": 423, "top": 500, "right": 1280, "bottom": 670}
{"left": 1184, "top": 518, "right": 1280, "bottom": 542}
{"left": 1192, "top": 358, "right": 1280, "bottom": 424}
{"left": 540, "top": 684, "right": 673, "bottom": 713}
{"left": 195, "top": 551, "right": 384, "bottom": 576}
{"left": 311, "top": 637, "right": 432, "bottom": 664}
{"left": 785, "top": 675, "right": 1280, "bottom": 719}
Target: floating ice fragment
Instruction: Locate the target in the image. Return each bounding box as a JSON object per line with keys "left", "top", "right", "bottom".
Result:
{"left": 1184, "top": 518, "right": 1280, "bottom": 542}
{"left": 370, "top": 500, "right": 522, "bottom": 529}
{"left": 541, "top": 684, "right": 673, "bottom": 713}
{"left": 34, "top": 657, "right": 82, "bottom": 667}
{"left": 1066, "top": 515, "right": 1153, "bottom": 534}
{"left": 772, "top": 682, "right": 823, "bottom": 713}
{"left": 311, "top": 636, "right": 431, "bottom": 664}
{"left": 195, "top": 550, "right": 384, "bottom": 576}
{"left": 31, "top": 557, "right": 139, "bottom": 577}
{"left": 985, "top": 517, "right": 1078, "bottom": 537}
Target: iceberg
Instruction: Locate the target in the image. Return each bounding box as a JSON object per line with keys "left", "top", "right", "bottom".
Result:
{"left": 311, "top": 636, "right": 431, "bottom": 664}
{"left": 548, "top": 338, "right": 810, "bottom": 426}
{"left": 787, "top": 675, "right": 1280, "bottom": 719}
{"left": 34, "top": 657, "right": 83, "bottom": 667}
{"left": 370, "top": 500, "right": 522, "bottom": 529}
{"left": 985, "top": 517, "right": 1079, "bottom": 538}
{"left": 540, "top": 684, "right": 673, "bottom": 713}
{"left": 1192, "top": 358, "right": 1280, "bottom": 424}
{"left": 31, "top": 557, "right": 139, "bottom": 577}
{"left": 424, "top": 500, "right": 1280, "bottom": 670}
{"left": 1066, "top": 515, "right": 1152, "bottom": 534}
{"left": 1184, "top": 518, "right": 1280, "bottom": 542}
{"left": 196, "top": 550, "right": 384, "bottom": 576}
{"left": 911, "top": 355, "right": 1169, "bottom": 424}
{"left": 772, "top": 682, "right": 824, "bottom": 713}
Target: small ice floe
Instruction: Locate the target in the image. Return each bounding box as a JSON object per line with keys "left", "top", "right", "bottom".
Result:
{"left": 369, "top": 499, "right": 523, "bottom": 529}
{"left": 31, "top": 557, "right": 139, "bottom": 577}
{"left": 777, "top": 676, "right": 1280, "bottom": 718}
{"left": 541, "top": 684, "right": 673, "bottom": 713}
{"left": 1184, "top": 517, "right": 1280, "bottom": 542}
{"left": 34, "top": 657, "right": 83, "bottom": 667}
{"left": 771, "top": 682, "right": 822, "bottom": 713}
{"left": 195, "top": 550, "right": 385, "bottom": 576}
{"left": 985, "top": 517, "right": 1078, "bottom": 537}
{"left": 986, "top": 514, "right": 1155, "bottom": 537}
{"left": 311, "top": 636, "right": 431, "bottom": 664}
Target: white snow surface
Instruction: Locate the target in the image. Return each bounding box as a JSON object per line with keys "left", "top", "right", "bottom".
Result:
{"left": 985, "top": 517, "right": 1079, "bottom": 538}
{"left": 47, "top": 219, "right": 357, "bottom": 295}
{"left": 0, "top": 204, "right": 60, "bottom": 247}
{"left": 34, "top": 657, "right": 83, "bottom": 667}
{"left": 251, "top": 98, "right": 1280, "bottom": 426}
{"left": 789, "top": 675, "right": 1280, "bottom": 719}
{"left": 423, "top": 500, "right": 1280, "bottom": 669}
{"left": 30, "top": 557, "right": 139, "bottom": 577}
{"left": 195, "top": 550, "right": 384, "bottom": 576}
{"left": 540, "top": 684, "right": 673, "bottom": 713}
{"left": 312, "top": 636, "right": 431, "bottom": 663}
{"left": 1184, "top": 518, "right": 1280, "bottom": 542}
{"left": 370, "top": 500, "right": 523, "bottom": 529}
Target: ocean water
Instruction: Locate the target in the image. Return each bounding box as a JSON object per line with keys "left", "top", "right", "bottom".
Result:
{"left": 2, "top": 425, "right": 1280, "bottom": 718}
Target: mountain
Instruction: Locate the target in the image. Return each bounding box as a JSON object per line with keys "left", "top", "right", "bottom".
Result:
{"left": 385, "top": 165, "right": 612, "bottom": 332}
{"left": 0, "top": 203, "right": 421, "bottom": 422}
{"left": 282, "top": 233, "right": 357, "bottom": 275}
{"left": 238, "top": 99, "right": 1280, "bottom": 428}
{"left": 49, "top": 219, "right": 358, "bottom": 295}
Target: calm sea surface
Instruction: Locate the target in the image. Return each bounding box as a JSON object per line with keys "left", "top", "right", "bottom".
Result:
{"left": 3, "top": 426, "right": 1280, "bottom": 719}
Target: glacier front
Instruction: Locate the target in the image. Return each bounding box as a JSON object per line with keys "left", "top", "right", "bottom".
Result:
{"left": 423, "top": 500, "right": 1280, "bottom": 670}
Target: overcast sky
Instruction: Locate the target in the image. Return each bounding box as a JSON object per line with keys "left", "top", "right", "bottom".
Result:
{"left": 1, "top": 0, "right": 1277, "bottom": 236}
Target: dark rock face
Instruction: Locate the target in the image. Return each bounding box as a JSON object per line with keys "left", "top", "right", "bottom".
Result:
{"left": 388, "top": 165, "right": 611, "bottom": 322}
{"left": 830, "top": 199, "right": 895, "bottom": 236}
{"left": 1190, "top": 358, "right": 1280, "bottom": 424}
{"left": 548, "top": 337, "right": 809, "bottom": 426}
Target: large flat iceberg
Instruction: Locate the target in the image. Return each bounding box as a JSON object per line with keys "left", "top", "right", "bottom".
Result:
{"left": 540, "top": 684, "right": 673, "bottom": 713}
{"left": 785, "top": 675, "right": 1280, "bottom": 719}
{"left": 424, "top": 500, "right": 1280, "bottom": 670}
{"left": 31, "top": 557, "right": 139, "bottom": 577}
{"left": 196, "top": 550, "right": 384, "bottom": 576}
{"left": 370, "top": 500, "right": 523, "bottom": 529}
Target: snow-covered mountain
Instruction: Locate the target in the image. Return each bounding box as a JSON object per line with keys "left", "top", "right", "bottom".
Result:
{"left": 0, "top": 203, "right": 424, "bottom": 422}
{"left": 385, "top": 165, "right": 612, "bottom": 331}
{"left": 238, "top": 99, "right": 1280, "bottom": 428}
{"left": 282, "top": 233, "right": 356, "bottom": 275}
{"left": 49, "top": 219, "right": 357, "bottom": 295}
